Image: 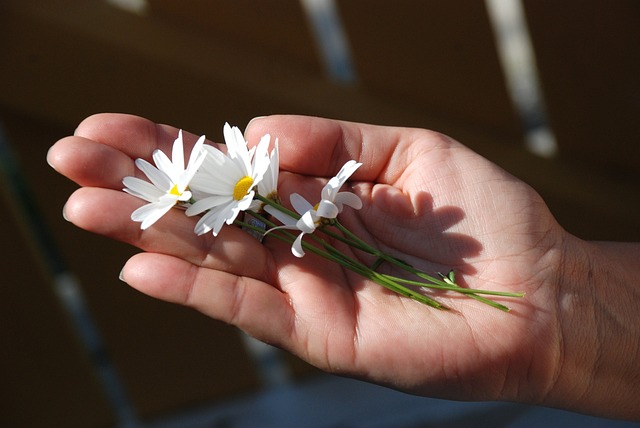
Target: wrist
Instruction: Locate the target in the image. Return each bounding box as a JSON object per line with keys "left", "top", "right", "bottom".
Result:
{"left": 544, "top": 237, "right": 640, "bottom": 419}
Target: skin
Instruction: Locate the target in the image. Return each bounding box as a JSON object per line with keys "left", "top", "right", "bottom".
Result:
{"left": 47, "top": 114, "right": 640, "bottom": 420}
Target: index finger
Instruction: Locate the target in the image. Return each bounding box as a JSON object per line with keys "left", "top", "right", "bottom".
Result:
{"left": 244, "top": 115, "right": 456, "bottom": 185}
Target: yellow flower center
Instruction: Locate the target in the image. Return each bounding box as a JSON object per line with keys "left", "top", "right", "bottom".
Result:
{"left": 169, "top": 184, "right": 182, "bottom": 196}
{"left": 233, "top": 176, "right": 254, "bottom": 201}
{"left": 312, "top": 201, "right": 334, "bottom": 226}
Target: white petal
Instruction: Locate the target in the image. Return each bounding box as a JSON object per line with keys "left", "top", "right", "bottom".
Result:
{"left": 223, "top": 123, "right": 238, "bottom": 155}
{"left": 131, "top": 202, "right": 158, "bottom": 222}
{"left": 189, "top": 188, "right": 209, "bottom": 201}
{"left": 208, "top": 204, "right": 235, "bottom": 236}
{"left": 296, "top": 210, "right": 318, "bottom": 234}
{"left": 123, "top": 176, "right": 165, "bottom": 202}
{"left": 186, "top": 194, "right": 232, "bottom": 216}
{"left": 131, "top": 201, "right": 174, "bottom": 229}
{"left": 171, "top": 130, "right": 185, "bottom": 171}
{"left": 190, "top": 149, "right": 234, "bottom": 192}
{"left": 202, "top": 144, "right": 228, "bottom": 167}
{"left": 336, "top": 160, "right": 362, "bottom": 183}
{"left": 192, "top": 197, "right": 243, "bottom": 236}
{"left": 140, "top": 208, "right": 173, "bottom": 230}
{"left": 236, "top": 192, "right": 255, "bottom": 212}
{"left": 180, "top": 136, "right": 207, "bottom": 187}
{"left": 194, "top": 147, "right": 246, "bottom": 192}
{"left": 190, "top": 170, "right": 235, "bottom": 196}
{"left": 228, "top": 153, "right": 251, "bottom": 178}
{"left": 322, "top": 176, "right": 340, "bottom": 202}
{"left": 322, "top": 160, "right": 362, "bottom": 201}
{"left": 291, "top": 233, "right": 307, "bottom": 258}
{"left": 223, "top": 203, "right": 242, "bottom": 226}
{"left": 251, "top": 134, "right": 272, "bottom": 180}
{"left": 315, "top": 200, "right": 339, "bottom": 219}
{"left": 176, "top": 190, "right": 192, "bottom": 202}
{"left": 152, "top": 149, "right": 178, "bottom": 182}
{"left": 136, "top": 158, "right": 171, "bottom": 190}
{"left": 158, "top": 193, "right": 181, "bottom": 204}
{"left": 290, "top": 193, "right": 313, "bottom": 216}
{"left": 258, "top": 140, "right": 279, "bottom": 196}
{"left": 264, "top": 205, "right": 297, "bottom": 227}
{"left": 194, "top": 204, "right": 230, "bottom": 236}
{"left": 223, "top": 124, "right": 252, "bottom": 172}
{"left": 334, "top": 192, "right": 363, "bottom": 211}
{"left": 188, "top": 135, "right": 206, "bottom": 165}
{"left": 194, "top": 213, "right": 213, "bottom": 235}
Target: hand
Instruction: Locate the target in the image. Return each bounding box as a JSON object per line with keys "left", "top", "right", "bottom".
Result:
{"left": 47, "top": 114, "right": 639, "bottom": 419}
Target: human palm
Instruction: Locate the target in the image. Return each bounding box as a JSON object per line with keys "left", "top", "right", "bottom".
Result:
{"left": 49, "top": 114, "right": 567, "bottom": 405}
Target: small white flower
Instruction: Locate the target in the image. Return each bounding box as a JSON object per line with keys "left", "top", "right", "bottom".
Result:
{"left": 123, "top": 130, "right": 206, "bottom": 230}
{"left": 186, "top": 123, "right": 271, "bottom": 236}
{"left": 265, "top": 160, "right": 363, "bottom": 257}
{"left": 316, "top": 159, "right": 363, "bottom": 217}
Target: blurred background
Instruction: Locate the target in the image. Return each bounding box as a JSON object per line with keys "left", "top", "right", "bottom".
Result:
{"left": 1, "top": 1, "right": 639, "bottom": 427}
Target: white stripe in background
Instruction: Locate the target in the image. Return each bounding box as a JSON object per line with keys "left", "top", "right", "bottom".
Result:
{"left": 105, "top": 0, "right": 149, "bottom": 16}
{"left": 0, "top": 122, "right": 138, "bottom": 427}
{"left": 485, "top": 0, "right": 558, "bottom": 157}
{"left": 300, "top": 0, "right": 357, "bottom": 84}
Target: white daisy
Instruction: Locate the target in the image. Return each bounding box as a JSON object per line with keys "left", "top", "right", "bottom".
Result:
{"left": 316, "top": 159, "right": 363, "bottom": 217}
{"left": 186, "top": 123, "right": 271, "bottom": 236}
{"left": 123, "top": 130, "right": 206, "bottom": 230}
{"left": 265, "top": 160, "right": 363, "bottom": 257}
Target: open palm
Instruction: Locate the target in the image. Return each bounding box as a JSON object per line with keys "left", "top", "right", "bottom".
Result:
{"left": 49, "top": 114, "right": 569, "bottom": 406}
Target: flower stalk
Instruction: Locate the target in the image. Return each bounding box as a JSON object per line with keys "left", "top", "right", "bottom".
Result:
{"left": 249, "top": 199, "right": 523, "bottom": 311}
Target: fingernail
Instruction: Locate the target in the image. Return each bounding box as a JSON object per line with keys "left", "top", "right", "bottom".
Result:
{"left": 46, "top": 148, "right": 57, "bottom": 171}
{"left": 62, "top": 203, "right": 70, "bottom": 222}
{"left": 118, "top": 268, "right": 127, "bottom": 283}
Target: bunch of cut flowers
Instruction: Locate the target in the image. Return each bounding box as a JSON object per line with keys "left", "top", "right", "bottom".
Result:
{"left": 122, "top": 123, "right": 523, "bottom": 311}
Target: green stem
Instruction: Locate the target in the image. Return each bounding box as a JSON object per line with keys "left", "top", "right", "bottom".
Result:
{"left": 246, "top": 198, "right": 523, "bottom": 311}
{"left": 245, "top": 208, "right": 446, "bottom": 309}
{"left": 332, "top": 220, "right": 522, "bottom": 296}
{"left": 387, "top": 276, "right": 524, "bottom": 297}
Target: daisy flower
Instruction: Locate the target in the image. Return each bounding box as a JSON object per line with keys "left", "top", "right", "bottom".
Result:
{"left": 266, "top": 160, "right": 363, "bottom": 257}
{"left": 186, "top": 123, "right": 271, "bottom": 236}
{"left": 122, "top": 130, "right": 206, "bottom": 230}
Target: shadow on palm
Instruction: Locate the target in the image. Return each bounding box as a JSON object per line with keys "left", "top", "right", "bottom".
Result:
{"left": 259, "top": 165, "right": 487, "bottom": 314}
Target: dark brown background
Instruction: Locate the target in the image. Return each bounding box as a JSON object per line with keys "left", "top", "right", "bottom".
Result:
{"left": 1, "top": 1, "right": 638, "bottom": 426}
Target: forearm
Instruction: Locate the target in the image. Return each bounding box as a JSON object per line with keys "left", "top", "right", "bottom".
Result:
{"left": 546, "top": 237, "right": 640, "bottom": 419}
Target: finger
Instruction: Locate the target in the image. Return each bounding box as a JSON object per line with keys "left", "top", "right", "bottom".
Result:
{"left": 48, "top": 136, "right": 135, "bottom": 189}
{"left": 63, "top": 187, "right": 277, "bottom": 280}
{"left": 121, "top": 252, "right": 295, "bottom": 345}
{"left": 244, "top": 115, "right": 458, "bottom": 185}
{"left": 73, "top": 113, "right": 196, "bottom": 159}
{"left": 49, "top": 113, "right": 224, "bottom": 189}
